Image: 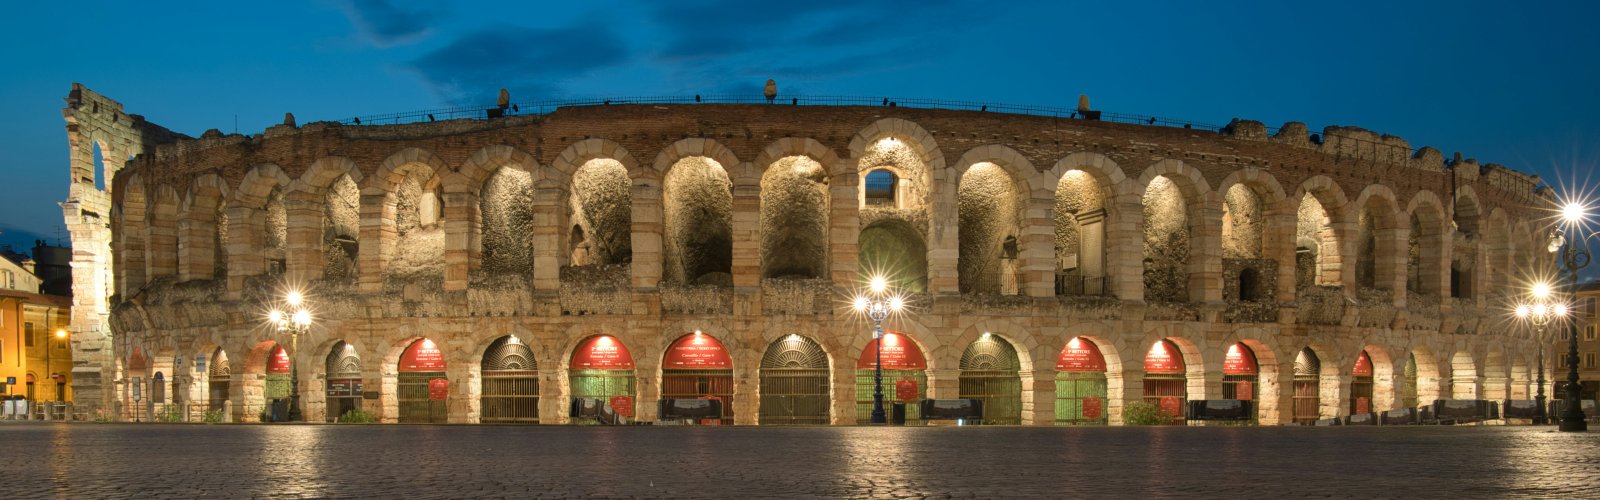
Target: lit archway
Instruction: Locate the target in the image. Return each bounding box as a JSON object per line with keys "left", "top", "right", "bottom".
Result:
{"left": 857, "top": 331, "right": 928, "bottom": 423}
{"left": 1143, "top": 339, "right": 1188, "bottom": 423}
{"left": 325, "top": 341, "right": 363, "bottom": 422}
{"left": 661, "top": 331, "right": 734, "bottom": 424}
{"left": 481, "top": 335, "right": 538, "bottom": 423}
{"left": 758, "top": 334, "right": 830, "bottom": 425}
{"left": 397, "top": 338, "right": 447, "bottom": 423}
{"left": 570, "top": 334, "right": 636, "bottom": 422}
{"left": 1055, "top": 337, "right": 1108, "bottom": 425}
{"left": 957, "top": 333, "right": 1022, "bottom": 424}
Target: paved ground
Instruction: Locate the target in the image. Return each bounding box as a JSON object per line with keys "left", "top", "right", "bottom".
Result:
{"left": 1, "top": 423, "right": 1598, "bottom": 498}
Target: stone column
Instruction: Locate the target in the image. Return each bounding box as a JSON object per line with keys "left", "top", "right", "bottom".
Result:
{"left": 926, "top": 169, "right": 959, "bottom": 295}
{"left": 630, "top": 180, "right": 663, "bottom": 289}
{"left": 531, "top": 185, "right": 564, "bottom": 292}
{"left": 541, "top": 366, "right": 568, "bottom": 424}
{"left": 829, "top": 165, "right": 861, "bottom": 287}
{"left": 357, "top": 192, "right": 391, "bottom": 293}
{"left": 1111, "top": 369, "right": 1144, "bottom": 426}
{"left": 226, "top": 206, "right": 263, "bottom": 296}
{"left": 1268, "top": 360, "right": 1295, "bottom": 425}
{"left": 730, "top": 170, "right": 762, "bottom": 289}
{"left": 178, "top": 208, "right": 216, "bottom": 282}
{"left": 1021, "top": 368, "right": 1054, "bottom": 425}
{"left": 1377, "top": 227, "right": 1407, "bottom": 307}
{"left": 284, "top": 191, "right": 323, "bottom": 280}
{"left": 1190, "top": 204, "right": 1224, "bottom": 302}
{"left": 442, "top": 190, "right": 477, "bottom": 291}
{"left": 1020, "top": 189, "right": 1056, "bottom": 298}
{"left": 732, "top": 363, "right": 759, "bottom": 425}
{"left": 1108, "top": 196, "right": 1143, "bottom": 301}
{"left": 927, "top": 368, "right": 959, "bottom": 400}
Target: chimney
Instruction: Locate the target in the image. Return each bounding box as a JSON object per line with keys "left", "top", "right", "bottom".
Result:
{"left": 21, "top": 258, "right": 35, "bottom": 274}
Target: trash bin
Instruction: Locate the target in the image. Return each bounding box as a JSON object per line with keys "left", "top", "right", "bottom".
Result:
{"left": 891, "top": 403, "right": 907, "bottom": 426}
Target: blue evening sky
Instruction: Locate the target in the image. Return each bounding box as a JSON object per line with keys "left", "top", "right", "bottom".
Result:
{"left": 2, "top": 0, "right": 1598, "bottom": 251}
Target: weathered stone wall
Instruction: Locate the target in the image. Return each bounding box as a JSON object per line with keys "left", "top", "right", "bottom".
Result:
{"left": 86, "top": 96, "right": 1555, "bottom": 426}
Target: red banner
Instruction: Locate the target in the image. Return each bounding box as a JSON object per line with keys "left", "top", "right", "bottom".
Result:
{"left": 1056, "top": 337, "right": 1107, "bottom": 372}
{"left": 857, "top": 332, "right": 928, "bottom": 370}
{"left": 1353, "top": 351, "right": 1373, "bottom": 377}
{"left": 571, "top": 335, "right": 635, "bottom": 370}
{"left": 1159, "top": 395, "right": 1182, "bottom": 417}
{"left": 400, "top": 338, "right": 446, "bottom": 372}
{"left": 1222, "top": 343, "right": 1257, "bottom": 376}
{"left": 1355, "top": 396, "right": 1370, "bottom": 414}
{"left": 428, "top": 378, "right": 448, "bottom": 401}
{"left": 267, "top": 345, "right": 291, "bottom": 375}
{"left": 1144, "top": 340, "right": 1185, "bottom": 374}
{"left": 610, "top": 396, "right": 634, "bottom": 417}
{"left": 1236, "top": 381, "right": 1253, "bottom": 401}
{"left": 1082, "top": 397, "right": 1103, "bottom": 419}
{"left": 663, "top": 332, "right": 732, "bottom": 369}
{"left": 895, "top": 378, "right": 919, "bottom": 402}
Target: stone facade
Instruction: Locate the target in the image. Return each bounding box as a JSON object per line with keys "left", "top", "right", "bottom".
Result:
{"left": 70, "top": 86, "right": 1555, "bottom": 425}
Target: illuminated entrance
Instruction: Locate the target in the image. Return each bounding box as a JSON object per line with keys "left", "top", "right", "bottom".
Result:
{"left": 264, "top": 344, "right": 292, "bottom": 421}
{"left": 856, "top": 331, "right": 927, "bottom": 423}
{"left": 1055, "top": 337, "right": 1108, "bottom": 425}
{"left": 325, "top": 341, "right": 363, "bottom": 422}
{"left": 397, "top": 338, "right": 447, "bottom": 423}
{"left": 1222, "top": 342, "right": 1259, "bottom": 421}
{"left": 1142, "top": 339, "right": 1186, "bottom": 424}
{"left": 661, "top": 332, "right": 734, "bottom": 425}
{"left": 958, "top": 334, "right": 1022, "bottom": 424}
{"left": 481, "top": 335, "right": 539, "bottom": 423}
{"left": 570, "top": 335, "right": 635, "bottom": 422}
{"left": 1292, "top": 348, "right": 1321, "bottom": 424}
{"left": 759, "top": 335, "right": 830, "bottom": 425}
{"left": 208, "top": 348, "right": 230, "bottom": 413}
{"left": 1350, "top": 351, "right": 1374, "bottom": 414}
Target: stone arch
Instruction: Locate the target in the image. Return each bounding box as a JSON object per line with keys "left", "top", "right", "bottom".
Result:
{"left": 179, "top": 173, "right": 230, "bottom": 281}
{"left": 656, "top": 140, "right": 739, "bottom": 285}
{"left": 757, "top": 333, "right": 833, "bottom": 425}
{"left": 1291, "top": 176, "right": 1351, "bottom": 290}
{"left": 1216, "top": 329, "right": 1286, "bottom": 424}
{"left": 1407, "top": 190, "right": 1449, "bottom": 298}
{"left": 1406, "top": 346, "right": 1444, "bottom": 406}
{"left": 116, "top": 174, "right": 148, "bottom": 295}
{"left": 556, "top": 139, "right": 643, "bottom": 270}
{"left": 147, "top": 185, "right": 181, "bottom": 280}
{"left": 1353, "top": 184, "right": 1403, "bottom": 294}
{"left": 1050, "top": 153, "right": 1123, "bottom": 297}
{"left": 1356, "top": 343, "right": 1397, "bottom": 413}
{"left": 1139, "top": 329, "right": 1206, "bottom": 423}
{"left": 849, "top": 118, "right": 943, "bottom": 210}
{"left": 1482, "top": 208, "right": 1512, "bottom": 299}
{"left": 1216, "top": 169, "right": 1289, "bottom": 303}
{"left": 366, "top": 148, "right": 450, "bottom": 283}
{"left": 1136, "top": 160, "right": 1213, "bottom": 303}
{"left": 1451, "top": 187, "right": 1484, "bottom": 300}
{"left": 759, "top": 144, "right": 833, "bottom": 280}
{"left": 299, "top": 156, "right": 366, "bottom": 194}
{"left": 954, "top": 146, "right": 1033, "bottom": 295}
{"left": 230, "top": 163, "right": 293, "bottom": 280}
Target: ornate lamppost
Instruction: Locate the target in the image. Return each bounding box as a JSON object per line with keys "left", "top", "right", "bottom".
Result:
{"left": 1550, "top": 200, "right": 1593, "bottom": 432}
{"left": 266, "top": 289, "right": 312, "bottom": 422}
{"left": 1515, "top": 282, "right": 1565, "bottom": 425}
{"left": 853, "top": 276, "right": 904, "bottom": 425}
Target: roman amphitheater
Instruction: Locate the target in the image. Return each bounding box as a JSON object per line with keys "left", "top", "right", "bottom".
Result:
{"left": 60, "top": 84, "right": 1555, "bottom": 425}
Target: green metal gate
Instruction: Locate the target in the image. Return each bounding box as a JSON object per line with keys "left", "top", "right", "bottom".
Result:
{"left": 958, "top": 335, "right": 1022, "bottom": 425}
{"left": 662, "top": 369, "right": 734, "bottom": 424}
{"left": 481, "top": 336, "right": 539, "bottom": 423}
{"left": 571, "top": 370, "right": 634, "bottom": 401}
{"left": 856, "top": 370, "right": 925, "bottom": 423}
{"left": 398, "top": 371, "right": 447, "bottom": 423}
{"left": 1292, "top": 348, "right": 1321, "bottom": 424}
{"left": 759, "top": 335, "right": 830, "bottom": 425}
{"left": 1055, "top": 372, "right": 1107, "bottom": 425}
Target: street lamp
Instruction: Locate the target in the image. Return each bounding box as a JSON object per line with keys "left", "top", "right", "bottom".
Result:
{"left": 1515, "top": 284, "right": 1566, "bottom": 425}
{"left": 1550, "top": 199, "right": 1593, "bottom": 432}
{"left": 853, "top": 275, "right": 904, "bottom": 424}
{"left": 265, "top": 288, "right": 312, "bottom": 422}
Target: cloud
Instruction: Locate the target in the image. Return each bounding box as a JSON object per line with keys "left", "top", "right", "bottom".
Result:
{"left": 407, "top": 19, "right": 631, "bottom": 104}
{"left": 338, "top": 0, "right": 438, "bottom": 47}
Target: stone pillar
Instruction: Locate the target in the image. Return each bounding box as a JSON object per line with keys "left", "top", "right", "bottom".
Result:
{"left": 1111, "top": 369, "right": 1144, "bottom": 426}
{"left": 634, "top": 356, "right": 661, "bottom": 423}
{"left": 1268, "top": 360, "right": 1295, "bottom": 425}
{"left": 1021, "top": 368, "right": 1054, "bottom": 425}
{"left": 1329, "top": 219, "right": 1357, "bottom": 295}
{"left": 226, "top": 206, "right": 264, "bottom": 296}
{"left": 1108, "top": 196, "right": 1143, "bottom": 301}
{"left": 731, "top": 169, "right": 762, "bottom": 290}
{"left": 442, "top": 190, "right": 476, "bottom": 291}
{"left": 446, "top": 356, "right": 475, "bottom": 423}
{"left": 630, "top": 180, "right": 663, "bottom": 289}
{"left": 732, "top": 364, "right": 758, "bottom": 425}
{"left": 357, "top": 192, "right": 390, "bottom": 293}
{"left": 927, "top": 368, "right": 959, "bottom": 400}
{"left": 1020, "top": 190, "right": 1056, "bottom": 298}
{"left": 178, "top": 208, "right": 216, "bottom": 282}
{"left": 541, "top": 366, "right": 568, "bottom": 424}
{"left": 1265, "top": 209, "right": 1297, "bottom": 302}
{"left": 1376, "top": 227, "right": 1407, "bottom": 307}
{"left": 829, "top": 165, "right": 861, "bottom": 287}
{"left": 531, "top": 185, "right": 564, "bottom": 292}
{"left": 926, "top": 170, "right": 959, "bottom": 295}
{"left": 831, "top": 356, "right": 858, "bottom": 425}
{"left": 1191, "top": 204, "right": 1223, "bottom": 302}
{"left": 284, "top": 191, "right": 323, "bottom": 280}
{"left": 1323, "top": 373, "right": 1350, "bottom": 419}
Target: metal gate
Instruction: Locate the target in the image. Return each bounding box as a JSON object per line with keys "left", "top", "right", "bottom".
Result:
{"left": 856, "top": 370, "right": 926, "bottom": 423}
{"left": 1402, "top": 355, "right": 1419, "bottom": 409}
{"left": 1350, "top": 377, "right": 1374, "bottom": 414}
{"left": 571, "top": 370, "right": 634, "bottom": 401}
{"left": 208, "top": 350, "right": 230, "bottom": 413}
{"left": 958, "top": 336, "right": 1022, "bottom": 424}
{"left": 481, "top": 336, "right": 539, "bottom": 423}
{"left": 759, "top": 335, "right": 830, "bottom": 425}
{"left": 1142, "top": 376, "right": 1186, "bottom": 424}
{"left": 1292, "top": 349, "right": 1321, "bottom": 424}
{"left": 1055, "top": 372, "right": 1107, "bottom": 425}
{"left": 325, "top": 341, "right": 363, "bottom": 422}
{"left": 662, "top": 369, "right": 734, "bottom": 424}
{"left": 397, "top": 371, "right": 447, "bottom": 423}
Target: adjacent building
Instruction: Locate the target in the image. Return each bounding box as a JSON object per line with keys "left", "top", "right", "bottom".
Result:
{"left": 0, "top": 246, "right": 72, "bottom": 406}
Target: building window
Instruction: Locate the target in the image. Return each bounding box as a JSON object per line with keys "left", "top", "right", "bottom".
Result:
{"left": 24, "top": 321, "right": 34, "bottom": 347}
{"left": 2, "top": 270, "right": 14, "bottom": 290}
{"left": 1589, "top": 297, "right": 1598, "bottom": 315}
{"left": 1589, "top": 353, "right": 1598, "bottom": 369}
{"left": 1589, "top": 326, "right": 1598, "bottom": 341}
{"left": 864, "top": 169, "right": 897, "bottom": 207}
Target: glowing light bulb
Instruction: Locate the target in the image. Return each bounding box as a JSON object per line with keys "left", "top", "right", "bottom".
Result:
{"left": 292, "top": 309, "right": 311, "bottom": 327}
{"left": 1555, "top": 304, "right": 1568, "bottom": 317}
{"left": 1516, "top": 304, "right": 1530, "bottom": 318}
{"left": 889, "top": 296, "right": 904, "bottom": 311}
{"left": 55, "top": 329, "right": 66, "bottom": 338}
{"left": 286, "top": 290, "right": 303, "bottom": 306}
{"left": 1563, "top": 201, "right": 1586, "bottom": 224}
{"left": 1533, "top": 282, "right": 1552, "bottom": 299}
{"left": 853, "top": 296, "right": 868, "bottom": 311}
{"left": 268, "top": 309, "right": 284, "bottom": 323}
{"left": 870, "top": 276, "right": 888, "bottom": 294}
{"left": 1533, "top": 303, "right": 1548, "bottom": 317}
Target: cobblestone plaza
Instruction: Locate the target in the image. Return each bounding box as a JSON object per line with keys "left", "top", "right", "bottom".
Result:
{"left": 3, "top": 423, "right": 1597, "bottom": 498}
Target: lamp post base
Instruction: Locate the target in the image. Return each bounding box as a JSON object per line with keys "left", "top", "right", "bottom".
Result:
{"left": 1559, "top": 418, "right": 1588, "bottom": 432}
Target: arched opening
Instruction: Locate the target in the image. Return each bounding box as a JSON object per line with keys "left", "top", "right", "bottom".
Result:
{"left": 397, "top": 338, "right": 447, "bottom": 423}
{"left": 1355, "top": 198, "right": 1399, "bottom": 294}
{"left": 207, "top": 348, "right": 230, "bottom": 415}
{"left": 663, "top": 157, "right": 733, "bottom": 285}
{"left": 92, "top": 141, "right": 107, "bottom": 191}
{"left": 151, "top": 371, "right": 167, "bottom": 406}
{"left": 1351, "top": 350, "right": 1375, "bottom": 415}
{"left": 264, "top": 187, "right": 287, "bottom": 276}
{"left": 389, "top": 175, "right": 445, "bottom": 281}
{"left": 569, "top": 335, "right": 636, "bottom": 422}
{"left": 1055, "top": 170, "right": 1108, "bottom": 296}
{"left": 857, "top": 331, "right": 927, "bottom": 424}
{"left": 758, "top": 334, "right": 830, "bottom": 425}
{"left": 1451, "top": 195, "right": 1480, "bottom": 299}
{"left": 1293, "top": 348, "right": 1322, "bottom": 424}
{"left": 1408, "top": 208, "right": 1444, "bottom": 298}
{"left": 1142, "top": 176, "right": 1190, "bottom": 302}
{"left": 1483, "top": 350, "right": 1508, "bottom": 401}
{"left": 760, "top": 156, "right": 830, "bottom": 279}
{"left": 1403, "top": 354, "right": 1419, "bottom": 409}
{"left": 863, "top": 169, "right": 898, "bottom": 207}
{"left": 661, "top": 331, "right": 734, "bottom": 425}
{"left": 324, "top": 175, "right": 361, "bottom": 280}
{"left": 264, "top": 344, "right": 293, "bottom": 422}
{"left": 481, "top": 335, "right": 538, "bottom": 423}
{"left": 1450, "top": 351, "right": 1477, "bottom": 399}
{"left": 858, "top": 219, "right": 927, "bottom": 293}
{"left": 325, "top": 341, "right": 363, "bottom": 422}
{"left": 958, "top": 162, "right": 1023, "bottom": 295}
{"left": 1295, "top": 193, "right": 1339, "bottom": 290}
{"left": 1222, "top": 343, "right": 1260, "bottom": 418}
{"left": 1143, "top": 339, "right": 1187, "bottom": 424}
{"left": 480, "top": 168, "right": 534, "bottom": 274}
{"left": 569, "top": 159, "right": 632, "bottom": 266}
{"left": 958, "top": 333, "right": 1022, "bottom": 424}
{"left": 1055, "top": 337, "right": 1108, "bottom": 425}
{"left": 1222, "top": 184, "right": 1263, "bottom": 259}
